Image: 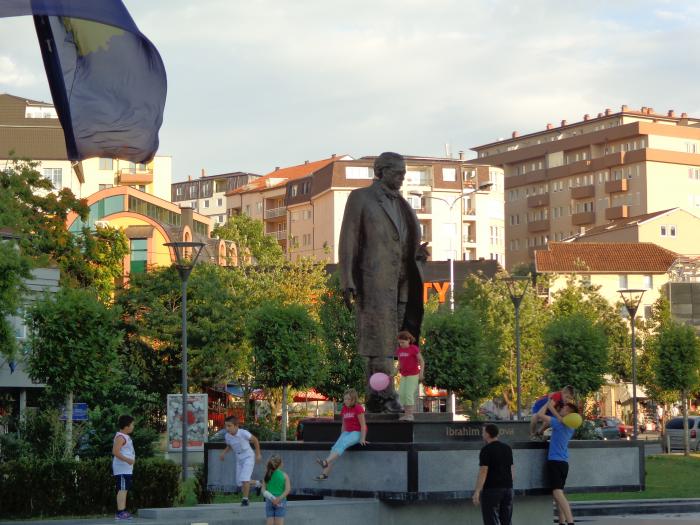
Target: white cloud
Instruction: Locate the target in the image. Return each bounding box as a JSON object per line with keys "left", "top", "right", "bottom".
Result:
{"left": 0, "top": 56, "right": 37, "bottom": 87}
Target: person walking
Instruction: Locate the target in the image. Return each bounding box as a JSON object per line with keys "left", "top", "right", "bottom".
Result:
{"left": 473, "top": 423, "right": 514, "bottom": 525}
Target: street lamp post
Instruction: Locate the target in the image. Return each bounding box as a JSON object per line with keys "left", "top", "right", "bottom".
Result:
{"left": 164, "top": 241, "right": 205, "bottom": 479}
{"left": 618, "top": 288, "right": 646, "bottom": 440}
{"left": 504, "top": 276, "right": 530, "bottom": 420}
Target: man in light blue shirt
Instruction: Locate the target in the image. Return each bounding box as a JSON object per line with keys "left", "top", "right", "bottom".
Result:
{"left": 540, "top": 401, "right": 578, "bottom": 525}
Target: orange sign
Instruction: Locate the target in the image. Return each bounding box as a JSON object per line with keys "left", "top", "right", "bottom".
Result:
{"left": 423, "top": 281, "right": 450, "bottom": 303}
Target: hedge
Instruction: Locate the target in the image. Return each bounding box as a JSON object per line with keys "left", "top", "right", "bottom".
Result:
{"left": 0, "top": 457, "right": 180, "bottom": 518}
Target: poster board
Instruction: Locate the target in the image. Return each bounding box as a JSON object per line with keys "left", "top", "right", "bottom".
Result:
{"left": 167, "top": 393, "right": 208, "bottom": 451}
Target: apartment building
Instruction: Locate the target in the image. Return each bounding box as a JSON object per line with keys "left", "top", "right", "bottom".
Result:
{"left": 470, "top": 105, "right": 700, "bottom": 268}
{"left": 0, "top": 93, "right": 233, "bottom": 276}
{"left": 0, "top": 93, "right": 173, "bottom": 200}
{"left": 171, "top": 170, "right": 260, "bottom": 226}
{"left": 226, "top": 156, "right": 351, "bottom": 251}
{"left": 283, "top": 156, "right": 505, "bottom": 265}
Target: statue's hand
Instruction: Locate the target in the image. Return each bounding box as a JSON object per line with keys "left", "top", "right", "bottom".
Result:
{"left": 416, "top": 242, "right": 430, "bottom": 261}
{"left": 343, "top": 288, "right": 356, "bottom": 310}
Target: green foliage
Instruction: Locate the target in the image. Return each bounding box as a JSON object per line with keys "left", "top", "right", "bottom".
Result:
{"left": 77, "top": 407, "right": 158, "bottom": 460}
{"left": 542, "top": 313, "right": 608, "bottom": 396}
{"left": 213, "top": 214, "right": 284, "bottom": 266}
{"left": 194, "top": 464, "right": 214, "bottom": 504}
{"left": 27, "top": 287, "right": 122, "bottom": 399}
{"left": 422, "top": 305, "right": 504, "bottom": 408}
{"left": 0, "top": 408, "right": 66, "bottom": 462}
{"left": 0, "top": 457, "right": 180, "bottom": 518}
{"left": 654, "top": 321, "right": 700, "bottom": 393}
{"left": 248, "top": 303, "right": 323, "bottom": 389}
{"left": 0, "top": 240, "right": 31, "bottom": 358}
{"left": 455, "top": 274, "right": 550, "bottom": 411}
{"left": 316, "top": 275, "right": 364, "bottom": 400}
{"left": 0, "top": 159, "right": 128, "bottom": 303}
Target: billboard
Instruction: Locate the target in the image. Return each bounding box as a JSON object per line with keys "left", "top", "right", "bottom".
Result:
{"left": 167, "top": 393, "right": 208, "bottom": 451}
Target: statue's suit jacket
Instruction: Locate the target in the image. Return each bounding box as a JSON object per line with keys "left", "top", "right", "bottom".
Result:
{"left": 339, "top": 181, "right": 425, "bottom": 358}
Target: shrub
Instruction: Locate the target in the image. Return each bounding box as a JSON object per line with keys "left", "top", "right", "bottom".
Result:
{"left": 194, "top": 463, "right": 214, "bottom": 504}
{"left": 0, "top": 457, "right": 180, "bottom": 518}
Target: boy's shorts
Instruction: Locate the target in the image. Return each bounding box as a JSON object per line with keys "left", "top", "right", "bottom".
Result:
{"left": 265, "top": 498, "right": 287, "bottom": 518}
{"left": 236, "top": 454, "right": 255, "bottom": 484}
{"left": 547, "top": 460, "right": 569, "bottom": 490}
{"left": 114, "top": 474, "right": 133, "bottom": 492}
{"left": 330, "top": 431, "right": 361, "bottom": 456}
{"left": 398, "top": 374, "right": 420, "bottom": 405}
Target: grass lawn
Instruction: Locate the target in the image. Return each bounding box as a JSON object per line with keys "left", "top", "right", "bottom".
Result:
{"left": 570, "top": 453, "right": 700, "bottom": 501}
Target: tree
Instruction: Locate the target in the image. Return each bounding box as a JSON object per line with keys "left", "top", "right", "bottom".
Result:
{"left": 316, "top": 276, "right": 365, "bottom": 401}
{"left": 422, "top": 305, "right": 504, "bottom": 416}
{"left": 542, "top": 313, "right": 608, "bottom": 397}
{"left": 212, "top": 214, "right": 283, "bottom": 266}
{"left": 26, "top": 287, "right": 122, "bottom": 456}
{"left": 247, "top": 303, "right": 323, "bottom": 440}
{"left": 0, "top": 240, "right": 31, "bottom": 359}
{"left": 653, "top": 321, "right": 700, "bottom": 455}
{"left": 0, "top": 159, "right": 128, "bottom": 306}
{"left": 455, "top": 274, "right": 550, "bottom": 412}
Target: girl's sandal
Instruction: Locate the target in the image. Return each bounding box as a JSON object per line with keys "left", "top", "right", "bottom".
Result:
{"left": 314, "top": 473, "right": 329, "bottom": 481}
{"left": 315, "top": 458, "right": 329, "bottom": 469}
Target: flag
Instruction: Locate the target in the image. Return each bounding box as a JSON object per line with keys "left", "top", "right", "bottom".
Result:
{"left": 0, "top": 0, "right": 167, "bottom": 163}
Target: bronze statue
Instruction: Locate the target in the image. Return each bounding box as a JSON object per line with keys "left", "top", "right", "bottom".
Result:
{"left": 339, "top": 152, "right": 428, "bottom": 413}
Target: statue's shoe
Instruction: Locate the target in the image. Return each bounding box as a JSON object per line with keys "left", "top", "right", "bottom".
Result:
{"left": 383, "top": 397, "right": 404, "bottom": 414}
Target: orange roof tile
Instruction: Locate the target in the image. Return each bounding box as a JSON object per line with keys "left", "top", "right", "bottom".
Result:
{"left": 535, "top": 242, "right": 678, "bottom": 273}
{"left": 226, "top": 156, "right": 344, "bottom": 196}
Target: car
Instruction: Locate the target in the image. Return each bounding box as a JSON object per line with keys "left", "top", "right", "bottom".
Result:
{"left": 662, "top": 417, "right": 700, "bottom": 452}
{"left": 590, "top": 417, "right": 623, "bottom": 440}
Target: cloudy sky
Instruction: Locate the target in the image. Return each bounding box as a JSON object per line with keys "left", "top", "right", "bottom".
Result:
{"left": 1, "top": 1, "right": 699, "bottom": 181}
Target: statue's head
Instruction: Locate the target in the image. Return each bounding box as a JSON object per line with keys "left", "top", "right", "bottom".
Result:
{"left": 374, "top": 152, "right": 406, "bottom": 191}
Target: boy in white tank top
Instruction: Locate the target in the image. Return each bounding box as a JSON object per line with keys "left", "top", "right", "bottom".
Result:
{"left": 112, "top": 415, "right": 136, "bottom": 521}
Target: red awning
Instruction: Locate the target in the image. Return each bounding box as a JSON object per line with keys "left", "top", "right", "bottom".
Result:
{"left": 293, "top": 389, "right": 329, "bottom": 402}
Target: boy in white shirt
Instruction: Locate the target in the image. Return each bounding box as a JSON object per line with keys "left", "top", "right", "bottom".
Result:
{"left": 219, "top": 415, "right": 262, "bottom": 506}
{"left": 112, "top": 415, "right": 136, "bottom": 521}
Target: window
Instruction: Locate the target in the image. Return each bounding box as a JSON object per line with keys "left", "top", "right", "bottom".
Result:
{"left": 643, "top": 305, "right": 653, "bottom": 318}
{"left": 191, "top": 201, "right": 196, "bottom": 208}
{"left": 345, "top": 166, "right": 373, "bottom": 179}
{"left": 130, "top": 239, "right": 148, "bottom": 274}
{"left": 291, "top": 185, "right": 298, "bottom": 197}
{"left": 98, "top": 184, "right": 113, "bottom": 191}
{"left": 175, "top": 186, "right": 183, "bottom": 196}
{"left": 643, "top": 275, "right": 653, "bottom": 290}
{"left": 442, "top": 167, "right": 456, "bottom": 182}
{"left": 405, "top": 168, "right": 430, "bottom": 186}
{"left": 43, "top": 167, "right": 62, "bottom": 188}
{"left": 244, "top": 205, "right": 250, "bottom": 215}
{"left": 217, "top": 198, "right": 223, "bottom": 207}
{"left": 204, "top": 199, "right": 210, "bottom": 209}
{"left": 619, "top": 275, "right": 628, "bottom": 289}
{"left": 670, "top": 225, "right": 677, "bottom": 237}
{"left": 137, "top": 185, "right": 146, "bottom": 192}
{"left": 407, "top": 195, "right": 423, "bottom": 210}
{"left": 660, "top": 225, "right": 667, "bottom": 236}
{"left": 218, "top": 214, "right": 225, "bottom": 223}
{"left": 99, "top": 158, "right": 114, "bottom": 170}
{"left": 256, "top": 202, "right": 263, "bottom": 212}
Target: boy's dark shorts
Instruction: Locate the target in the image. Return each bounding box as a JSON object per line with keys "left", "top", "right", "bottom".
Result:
{"left": 115, "top": 474, "right": 133, "bottom": 492}
{"left": 547, "top": 460, "right": 569, "bottom": 490}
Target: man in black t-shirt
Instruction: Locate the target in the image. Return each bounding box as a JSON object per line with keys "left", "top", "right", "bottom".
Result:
{"left": 473, "top": 423, "right": 514, "bottom": 525}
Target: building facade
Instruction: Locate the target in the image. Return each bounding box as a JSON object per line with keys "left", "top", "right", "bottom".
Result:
{"left": 171, "top": 170, "right": 260, "bottom": 226}
{"left": 0, "top": 94, "right": 173, "bottom": 201}
{"left": 534, "top": 241, "right": 678, "bottom": 320}
{"left": 227, "top": 155, "right": 505, "bottom": 265}
{"left": 470, "top": 105, "right": 700, "bottom": 268}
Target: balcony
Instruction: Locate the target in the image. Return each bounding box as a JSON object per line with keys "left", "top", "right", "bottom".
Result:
{"left": 118, "top": 169, "right": 153, "bottom": 184}
{"left": 266, "top": 229, "right": 287, "bottom": 240}
{"left": 605, "top": 205, "right": 629, "bottom": 220}
{"left": 527, "top": 219, "right": 550, "bottom": 233}
{"left": 605, "top": 179, "right": 628, "bottom": 193}
{"left": 571, "top": 185, "right": 595, "bottom": 199}
{"left": 571, "top": 211, "right": 595, "bottom": 225}
{"left": 527, "top": 194, "right": 549, "bottom": 208}
{"left": 462, "top": 235, "right": 476, "bottom": 245}
{"left": 264, "top": 207, "right": 286, "bottom": 219}
{"left": 462, "top": 208, "right": 477, "bottom": 217}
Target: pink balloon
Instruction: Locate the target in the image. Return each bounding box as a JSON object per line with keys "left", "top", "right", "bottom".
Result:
{"left": 369, "top": 372, "right": 390, "bottom": 391}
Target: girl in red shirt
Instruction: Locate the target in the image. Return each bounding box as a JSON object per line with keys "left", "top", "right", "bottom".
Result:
{"left": 395, "top": 331, "right": 424, "bottom": 421}
{"left": 314, "top": 388, "right": 367, "bottom": 481}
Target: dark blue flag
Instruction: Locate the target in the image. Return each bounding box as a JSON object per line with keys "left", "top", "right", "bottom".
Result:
{"left": 0, "top": 0, "right": 167, "bottom": 163}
